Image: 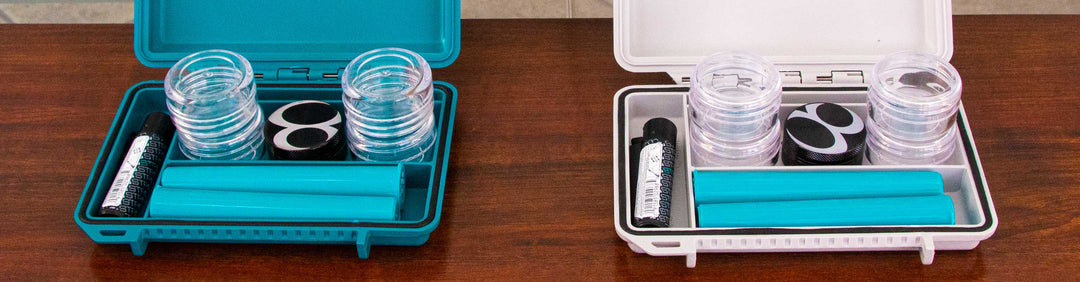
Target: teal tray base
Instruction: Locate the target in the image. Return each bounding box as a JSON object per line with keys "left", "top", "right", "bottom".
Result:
{"left": 74, "top": 81, "right": 457, "bottom": 258}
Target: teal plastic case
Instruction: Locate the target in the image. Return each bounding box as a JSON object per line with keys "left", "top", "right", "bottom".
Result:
{"left": 74, "top": 0, "right": 461, "bottom": 258}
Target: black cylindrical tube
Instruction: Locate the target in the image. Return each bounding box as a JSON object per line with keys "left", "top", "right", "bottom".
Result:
{"left": 633, "top": 118, "right": 677, "bottom": 228}
{"left": 99, "top": 112, "right": 175, "bottom": 217}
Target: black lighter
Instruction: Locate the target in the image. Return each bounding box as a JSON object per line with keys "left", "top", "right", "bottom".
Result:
{"left": 633, "top": 118, "right": 677, "bottom": 228}
{"left": 99, "top": 112, "right": 175, "bottom": 217}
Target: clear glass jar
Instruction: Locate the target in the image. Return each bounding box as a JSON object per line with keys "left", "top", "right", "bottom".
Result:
{"left": 165, "top": 49, "right": 264, "bottom": 160}
{"left": 688, "top": 52, "right": 783, "bottom": 166}
{"left": 865, "top": 52, "right": 963, "bottom": 165}
{"left": 341, "top": 48, "right": 436, "bottom": 162}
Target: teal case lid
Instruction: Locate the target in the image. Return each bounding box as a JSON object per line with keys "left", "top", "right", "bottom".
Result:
{"left": 134, "top": 0, "right": 460, "bottom": 77}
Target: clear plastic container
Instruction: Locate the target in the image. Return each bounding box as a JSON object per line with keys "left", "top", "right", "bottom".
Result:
{"left": 688, "top": 52, "right": 783, "bottom": 166}
{"left": 341, "top": 48, "right": 436, "bottom": 162}
{"left": 165, "top": 49, "right": 265, "bottom": 160}
{"left": 865, "top": 52, "right": 962, "bottom": 165}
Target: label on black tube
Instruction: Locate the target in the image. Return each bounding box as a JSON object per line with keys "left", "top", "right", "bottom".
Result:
{"left": 635, "top": 143, "right": 664, "bottom": 219}
{"left": 101, "top": 135, "right": 149, "bottom": 209}
{"left": 634, "top": 139, "right": 674, "bottom": 227}
{"left": 100, "top": 112, "right": 173, "bottom": 217}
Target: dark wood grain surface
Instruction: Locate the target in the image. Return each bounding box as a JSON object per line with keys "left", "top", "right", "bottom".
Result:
{"left": 1, "top": 16, "right": 1078, "bottom": 280}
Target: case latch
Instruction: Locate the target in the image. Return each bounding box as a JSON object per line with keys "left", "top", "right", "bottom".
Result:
{"left": 816, "top": 70, "right": 864, "bottom": 84}
{"left": 277, "top": 68, "right": 310, "bottom": 81}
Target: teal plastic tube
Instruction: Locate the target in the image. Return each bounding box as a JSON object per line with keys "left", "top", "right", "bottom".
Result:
{"left": 146, "top": 187, "right": 398, "bottom": 221}
{"left": 696, "top": 195, "right": 955, "bottom": 228}
{"left": 693, "top": 170, "right": 944, "bottom": 204}
{"left": 159, "top": 164, "right": 404, "bottom": 200}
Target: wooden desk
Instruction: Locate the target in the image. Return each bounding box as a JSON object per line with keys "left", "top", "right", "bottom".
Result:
{"left": 1, "top": 16, "right": 1078, "bottom": 280}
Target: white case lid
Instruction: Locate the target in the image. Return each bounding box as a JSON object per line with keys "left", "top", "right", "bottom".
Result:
{"left": 614, "top": 0, "right": 954, "bottom": 83}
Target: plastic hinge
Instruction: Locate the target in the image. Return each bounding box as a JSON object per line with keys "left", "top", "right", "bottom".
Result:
{"left": 672, "top": 70, "right": 864, "bottom": 86}
{"left": 814, "top": 70, "right": 865, "bottom": 84}
{"left": 277, "top": 68, "right": 310, "bottom": 81}
{"left": 781, "top": 71, "right": 803, "bottom": 84}
{"left": 321, "top": 69, "right": 345, "bottom": 80}
{"left": 256, "top": 68, "right": 343, "bottom": 81}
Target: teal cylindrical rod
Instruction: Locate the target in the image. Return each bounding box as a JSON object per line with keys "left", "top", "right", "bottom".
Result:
{"left": 696, "top": 195, "right": 955, "bottom": 228}
{"left": 159, "top": 164, "right": 405, "bottom": 201}
{"left": 147, "top": 187, "right": 398, "bottom": 221}
{"left": 693, "top": 170, "right": 944, "bottom": 204}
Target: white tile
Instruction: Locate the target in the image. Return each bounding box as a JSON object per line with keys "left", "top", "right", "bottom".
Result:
{"left": 570, "top": 0, "right": 612, "bottom": 18}
{"left": 462, "top": 0, "right": 570, "bottom": 19}
{"left": 0, "top": 2, "right": 133, "bottom": 24}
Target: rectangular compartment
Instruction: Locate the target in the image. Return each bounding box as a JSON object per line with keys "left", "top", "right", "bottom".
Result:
{"left": 75, "top": 81, "right": 458, "bottom": 258}
{"left": 613, "top": 85, "right": 995, "bottom": 267}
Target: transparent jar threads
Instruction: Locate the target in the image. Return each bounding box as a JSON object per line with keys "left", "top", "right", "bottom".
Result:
{"left": 341, "top": 48, "right": 436, "bottom": 162}
{"left": 688, "top": 52, "right": 783, "bottom": 166}
{"left": 165, "top": 50, "right": 265, "bottom": 160}
{"left": 866, "top": 52, "right": 963, "bottom": 165}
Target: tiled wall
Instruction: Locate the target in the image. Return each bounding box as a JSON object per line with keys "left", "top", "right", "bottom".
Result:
{"left": 1, "top": 0, "right": 1078, "bottom": 24}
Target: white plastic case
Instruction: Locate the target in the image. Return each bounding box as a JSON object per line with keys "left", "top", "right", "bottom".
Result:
{"left": 611, "top": 0, "right": 997, "bottom": 267}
